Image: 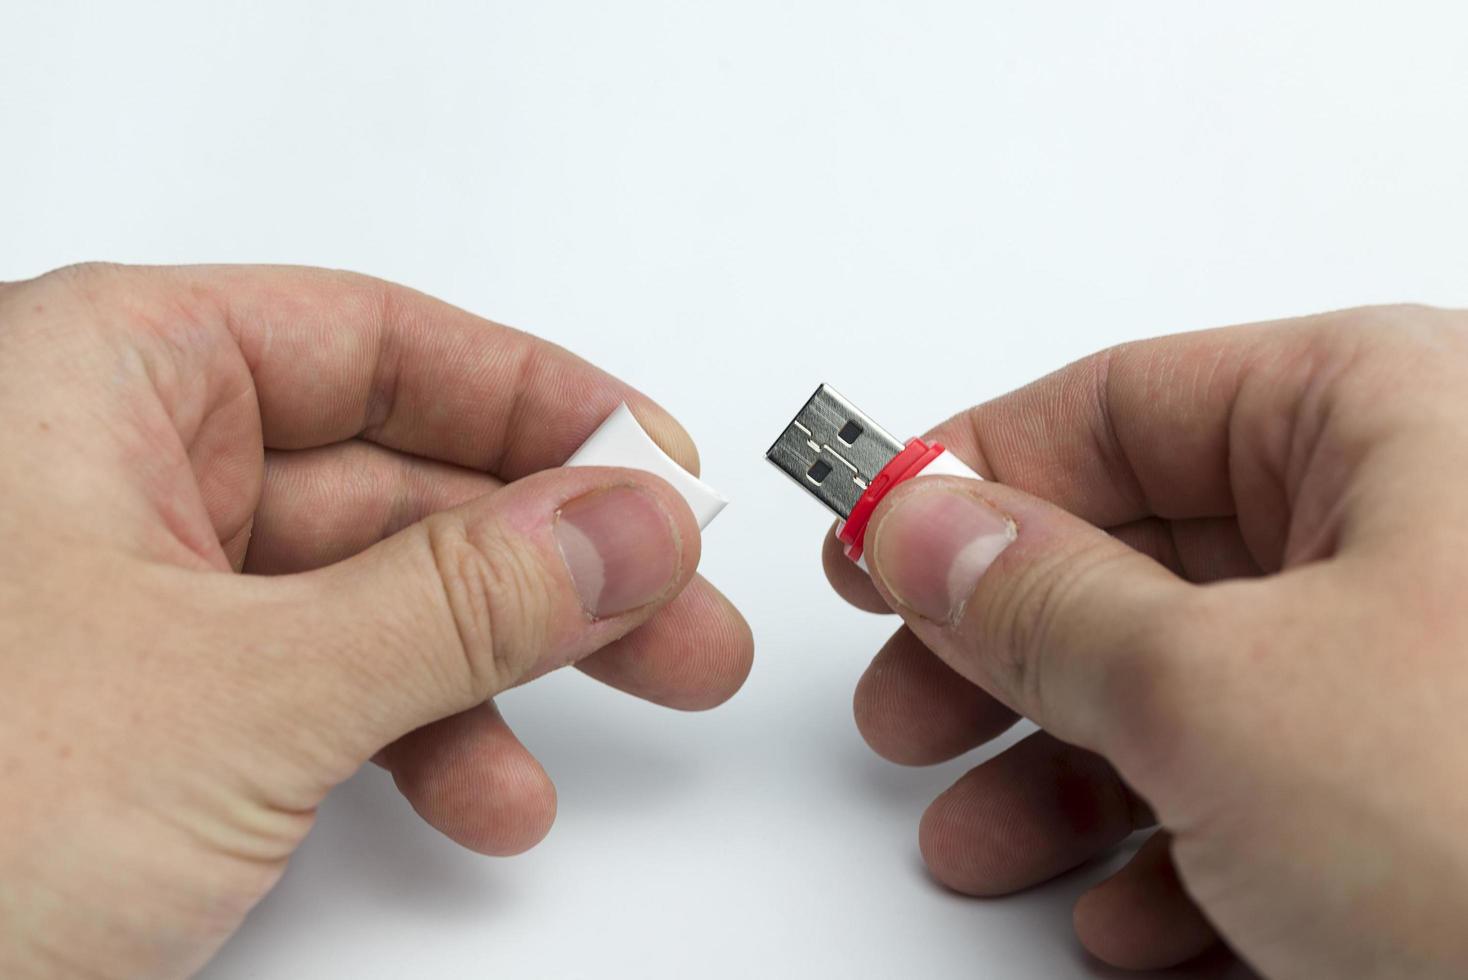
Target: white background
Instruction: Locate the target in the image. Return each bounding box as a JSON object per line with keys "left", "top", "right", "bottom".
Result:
{"left": 4, "top": 3, "right": 1467, "bottom": 977}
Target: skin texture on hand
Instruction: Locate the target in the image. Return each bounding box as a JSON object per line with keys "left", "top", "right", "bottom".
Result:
{"left": 0, "top": 264, "right": 753, "bottom": 978}
{"left": 828, "top": 305, "right": 1468, "bottom": 978}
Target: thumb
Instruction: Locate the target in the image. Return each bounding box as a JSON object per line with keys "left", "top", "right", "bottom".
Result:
{"left": 862, "top": 475, "right": 1187, "bottom": 753}
{"left": 249, "top": 465, "right": 699, "bottom": 768}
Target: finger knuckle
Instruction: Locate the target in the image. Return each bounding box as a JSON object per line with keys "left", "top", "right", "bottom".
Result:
{"left": 981, "top": 539, "right": 1212, "bottom": 760}
{"left": 35, "top": 260, "right": 131, "bottom": 297}
{"left": 1097, "top": 589, "right": 1222, "bottom": 775}
{"left": 423, "top": 514, "right": 551, "bottom": 703}
{"left": 24, "top": 262, "right": 158, "bottom": 340}
{"left": 980, "top": 538, "right": 1115, "bottom": 717}
{"left": 1, "top": 265, "right": 131, "bottom": 351}
{"left": 1348, "top": 301, "right": 1439, "bottom": 324}
{"left": 1301, "top": 303, "right": 1454, "bottom": 356}
{"left": 978, "top": 554, "right": 1058, "bottom": 705}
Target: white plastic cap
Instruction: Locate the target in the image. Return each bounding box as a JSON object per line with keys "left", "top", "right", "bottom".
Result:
{"left": 563, "top": 403, "right": 728, "bottom": 529}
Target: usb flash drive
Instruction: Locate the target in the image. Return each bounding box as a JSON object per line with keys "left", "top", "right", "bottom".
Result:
{"left": 765, "top": 384, "right": 980, "bottom": 563}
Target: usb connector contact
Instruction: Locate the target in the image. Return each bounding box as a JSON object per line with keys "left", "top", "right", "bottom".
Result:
{"left": 766, "top": 384, "right": 981, "bottom": 563}
{"left": 765, "top": 385, "right": 904, "bottom": 520}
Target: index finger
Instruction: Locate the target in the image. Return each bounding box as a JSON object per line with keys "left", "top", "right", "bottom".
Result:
{"left": 930, "top": 319, "right": 1288, "bottom": 527}
{"left": 176, "top": 264, "right": 701, "bottom": 478}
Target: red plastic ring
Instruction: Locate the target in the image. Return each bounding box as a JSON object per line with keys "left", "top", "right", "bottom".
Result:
{"left": 837, "top": 437, "right": 945, "bottom": 562}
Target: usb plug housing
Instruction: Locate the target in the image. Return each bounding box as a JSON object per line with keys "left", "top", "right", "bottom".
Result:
{"left": 766, "top": 383, "right": 980, "bottom": 563}
{"left": 765, "top": 384, "right": 904, "bottom": 520}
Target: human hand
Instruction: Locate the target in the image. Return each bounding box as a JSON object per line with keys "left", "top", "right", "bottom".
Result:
{"left": 0, "top": 264, "right": 752, "bottom": 978}
{"left": 826, "top": 307, "right": 1468, "bottom": 977}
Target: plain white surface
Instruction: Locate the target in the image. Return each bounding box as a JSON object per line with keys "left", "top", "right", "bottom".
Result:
{"left": 566, "top": 403, "right": 729, "bottom": 528}
{"left": 4, "top": 2, "right": 1468, "bottom": 977}
{"left": 917, "top": 449, "right": 984, "bottom": 482}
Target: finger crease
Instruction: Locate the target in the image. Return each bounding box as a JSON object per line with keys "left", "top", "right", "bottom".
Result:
{"left": 1092, "top": 346, "right": 1151, "bottom": 515}
{"left": 360, "top": 284, "right": 404, "bottom": 439}
{"left": 490, "top": 343, "right": 539, "bottom": 475}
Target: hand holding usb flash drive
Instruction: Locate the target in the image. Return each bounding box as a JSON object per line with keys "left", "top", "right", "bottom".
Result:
{"left": 765, "top": 385, "right": 981, "bottom": 564}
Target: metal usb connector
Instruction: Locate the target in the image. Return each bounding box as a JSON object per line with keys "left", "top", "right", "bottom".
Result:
{"left": 765, "top": 384, "right": 904, "bottom": 520}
